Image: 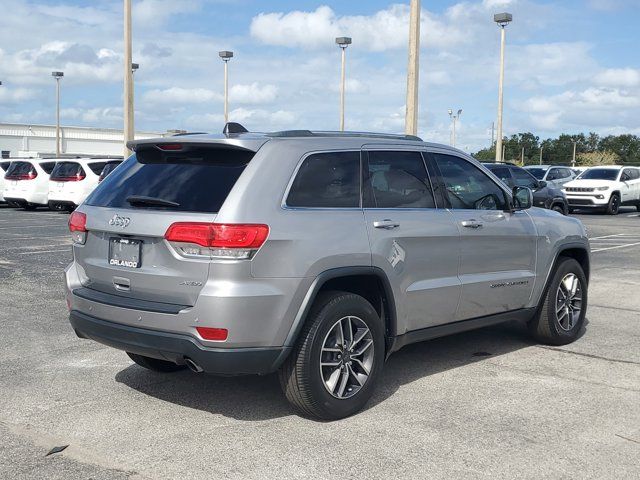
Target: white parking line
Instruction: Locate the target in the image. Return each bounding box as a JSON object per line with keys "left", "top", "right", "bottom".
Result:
{"left": 591, "top": 241, "right": 640, "bottom": 253}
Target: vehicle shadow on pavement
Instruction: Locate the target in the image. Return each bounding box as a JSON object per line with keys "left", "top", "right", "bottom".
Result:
{"left": 115, "top": 320, "right": 587, "bottom": 422}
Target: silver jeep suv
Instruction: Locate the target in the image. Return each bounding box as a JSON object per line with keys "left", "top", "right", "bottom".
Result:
{"left": 65, "top": 126, "right": 590, "bottom": 419}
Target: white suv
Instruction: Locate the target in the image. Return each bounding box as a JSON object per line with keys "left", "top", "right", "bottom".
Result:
{"left": 48, "top": 159, "right": 117, "bottom": 211}
{"left": 563, "top": 166, "right": 640, "bottom": 215}
{"left": 0, "top": 161, "right": 11, "bottom": 203}
{"left": 3, "top": 159, "right": 57, "bottom": 209}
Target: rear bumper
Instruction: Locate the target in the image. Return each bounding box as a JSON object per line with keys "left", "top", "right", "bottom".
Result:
{"left": 70, "top": 309, "right": 290, "bottom": 375}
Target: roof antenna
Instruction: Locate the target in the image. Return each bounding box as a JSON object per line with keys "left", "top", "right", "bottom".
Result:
{"left": 223, "top": 122, "right": 249, "bottom": 135}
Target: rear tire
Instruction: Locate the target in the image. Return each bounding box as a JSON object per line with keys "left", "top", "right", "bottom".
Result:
{"left": 568, "top": 207, "right": 575, "bottom": 214}
{"left": 278, "top": 291, "right": 385, "bottom": 420}
{"left": 606, "top": 193, "right": 620, "bottom": 215}
{"left": 529, "top": 258, "right": 587, "bottom": 346}
{"left": 635, "top": 202, "right": 640, "bottom": 212}
{"left": 127, "top": 352, "right": 186, "bottom": 372}
{"left": 552, "top": 204, "right": 566, "bottom": 215}
{"left": 23, "top": 204, "right": 37, "bottom": 211}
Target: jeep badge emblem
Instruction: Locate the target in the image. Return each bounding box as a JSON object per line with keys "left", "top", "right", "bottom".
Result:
{"left": 109, "top": 214, "right": 131, "bottom": 228}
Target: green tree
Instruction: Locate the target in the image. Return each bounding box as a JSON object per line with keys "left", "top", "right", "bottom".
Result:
{"left": 599, "top": 135, "right": 640, "bottom": 164}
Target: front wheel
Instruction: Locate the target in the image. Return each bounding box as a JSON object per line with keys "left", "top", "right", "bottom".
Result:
{"left": 606, "top": 193, "right": 620, "bottom": 215}
{"left": 279, "top": 291, "right": 385, "bottom": 420}
{"left": 529, "top": 258, "right": 587, "bottom": 346}
{"left": 552, "top": 204, "right": 566, "bottom": 215}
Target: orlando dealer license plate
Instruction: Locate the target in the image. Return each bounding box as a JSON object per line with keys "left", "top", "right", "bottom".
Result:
{"left": 109, "top": 238, "right": 142, "bottom": 268}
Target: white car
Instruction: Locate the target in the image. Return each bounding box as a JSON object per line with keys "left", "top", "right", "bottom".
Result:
{"left": 0, "top": 161, "right": 11, "bottom": 203}
{"left": 524, "top": 165, "right": 577, "bottom": 189}
{"left": 48, "top": 159, "right": 119, "bottom": 211}
{"left": 563, "top": 165, "right": 640, "bottom": 215}
{"left": 3, "top": 159, "right": 57, "bottom": 209}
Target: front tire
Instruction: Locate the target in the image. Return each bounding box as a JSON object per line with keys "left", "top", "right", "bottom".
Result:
{"left": 529, "top": 258, "right": 587, "bottom": 346}
{"left": 606, "top": 193, "right": 620, "bottom": 215}
{"left": 279, "top": 291, "right": 385, "bottom": 420}
{"left": 552, "top": 204, "right": 566, "bottom": 215}
{"left": 127, "top": 352, "right": 186, "bottom": 372}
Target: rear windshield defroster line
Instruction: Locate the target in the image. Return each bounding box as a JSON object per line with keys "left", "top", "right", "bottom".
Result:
{"left": 85, "top": 146, "right": 255, "bottom": 213}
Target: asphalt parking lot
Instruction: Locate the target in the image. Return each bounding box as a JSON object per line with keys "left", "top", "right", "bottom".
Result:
{"left": 0, "top": 206, "right": 638, "bottom": 480}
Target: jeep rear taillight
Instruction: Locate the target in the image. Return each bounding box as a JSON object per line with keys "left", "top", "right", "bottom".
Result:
{"left": 164, "top": 223, "right": 269, "bottom": 259}
{"left": 5, "top": 171, "right": 37, "bottom": 180}
{"left": 69, "top": 211, "right": 87, "bottom": 244}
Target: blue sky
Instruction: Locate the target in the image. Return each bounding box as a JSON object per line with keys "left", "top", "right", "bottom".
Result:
{"left": 0, "top": 0, "right": 638, "bottom": 152}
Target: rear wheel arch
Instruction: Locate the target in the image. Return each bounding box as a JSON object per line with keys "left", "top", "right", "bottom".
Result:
{"left": 285, "top": 267, "right": 397, "bottom": 349}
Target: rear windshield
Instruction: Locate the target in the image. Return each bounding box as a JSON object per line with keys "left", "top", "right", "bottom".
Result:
{"left": 525, "top": 167, "right": 547, "bottom": 179}
{"left": 51, "top": 162, "right": 85, "bottom": 180}
{"left": 85, "top": 146, "right": 253, "bottom": 213}
{"left": 5, "top": 162, "right": 34, "bottom": 178}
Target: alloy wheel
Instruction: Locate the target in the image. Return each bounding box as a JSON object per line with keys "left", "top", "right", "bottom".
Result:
{"left": 555, "top": 273, "right": 582, "bottom": 331}
{"left": 319, "top": 316, "right": 374, "bottom": 399}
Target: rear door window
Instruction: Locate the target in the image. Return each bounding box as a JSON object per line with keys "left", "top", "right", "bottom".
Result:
{"left": 40, "top": 162, "right": 57, "bottom": 175}
{"left": 364, "top": 151, "right": 435, "bottom": 208}
{"left": 86, "top": 146, "right": 254, "bottom": 213}
{"left": 286, "top": 151, "right": 360, "bottom": 208}
{"left": 486, "top": 165, "right": 513, "bottom": 188}
{"left": 87, "top": 161, "right": 108, "bottom": 175}
{"left": 511, "top": 167, "right": 539, "bottom": 189}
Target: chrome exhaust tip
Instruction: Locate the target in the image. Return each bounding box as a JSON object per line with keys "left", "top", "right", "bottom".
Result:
{"left": 184, "top": 357, "right": 204, "bottom": 373}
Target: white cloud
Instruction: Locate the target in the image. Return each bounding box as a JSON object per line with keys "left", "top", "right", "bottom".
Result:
{"left": 594, "top": 68, "right": 640, "bottom": 88}
{"left": 230, "top": 83, "right": 278, "bottom": 103}
{"left": 250, "top": 5, "right": 467, "bottom": 51}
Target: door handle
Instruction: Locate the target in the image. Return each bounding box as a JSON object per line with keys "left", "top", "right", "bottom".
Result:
{"left": 373, "top": 219, "right": 400, "bottom": 230}
{"left": 461, "top": 220, "right": 483, "bottom": 229}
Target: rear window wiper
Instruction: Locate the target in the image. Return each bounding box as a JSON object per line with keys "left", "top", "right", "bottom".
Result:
{"left": 126, "top": 195, "right": 180, "bottom": 208}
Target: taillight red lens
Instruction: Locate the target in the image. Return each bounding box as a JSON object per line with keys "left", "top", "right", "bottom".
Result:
{"left": 53, "top": 173, "right": 86, "bottom": 182}
{"left": 164, "top": 223, "right": 214, "bottom": 247}
{"left": 69, "top": 211, "right": 87, "bottom": 232}
{"left": 196, "top": 327, "right": 228, "bottom": 341}
{"left": 157, "top": 143, "right": 183, "bottom": 151}
{"left": 164, "top": 223, "right": 269, "bottom": 249}
{"left": 6, "top": 171, "right": 37, "bottom": 180}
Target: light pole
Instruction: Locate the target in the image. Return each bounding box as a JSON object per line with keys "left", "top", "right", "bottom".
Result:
{"left": 51, "top": 71, "right": 64, "bottom": 157}
{"left": 219, "top": 51, "right": 233, "bottom": 124}
{"left": 405, "top": 0, "right": 421, "bottom": 136}
{"left": 572, "top": 141, "right": 577, "bottom": 167}
{"left": 448, "top": 108, "right": 462, "bottom": 147}
{"left": 336, "top": 37, "right": 352, "bottom": 131}
{"left": 123, "top": 0, "right": 134, "bottom": 158}
{"left": 494, "top": 12, "right": 512, "bottom": 163}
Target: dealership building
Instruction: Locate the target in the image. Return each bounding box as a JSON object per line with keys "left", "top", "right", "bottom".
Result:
{"left": 0, "top": 122, "right": 173, "bottom": 158}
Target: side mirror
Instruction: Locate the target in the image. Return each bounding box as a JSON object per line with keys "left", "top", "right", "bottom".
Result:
{"left": 512, "top": 186, "right": 533, "bottom": 210}
{"left": 537, "top": 180, "right": 547, "bottom": 188}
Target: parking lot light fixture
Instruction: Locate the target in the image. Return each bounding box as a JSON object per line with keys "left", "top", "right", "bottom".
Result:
{"left": 219, "top": 51, "right": 234, "bottom": 123}
{"left": 494, "top": 12, "right": 512, "bottom": 163}
{"left": 51, "top": 71, "right": 64, "bottom": 157}
{"left": 448, "top": 109, "right": 462, "bottom": 147}
{"left": 335, "top": 36, "right": 352, "bottom": 131}
{"left": 131, "top": 63, "right": 139, "bottom": 74}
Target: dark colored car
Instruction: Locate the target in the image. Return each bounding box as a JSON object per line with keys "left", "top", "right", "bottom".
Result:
{"left": 483, "top": 163, "right": 568, "bottom": 214}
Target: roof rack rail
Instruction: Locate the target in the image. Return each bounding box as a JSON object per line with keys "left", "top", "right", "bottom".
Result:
{"left": 266, "top": 130, "right": 423, "bottom": 141}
